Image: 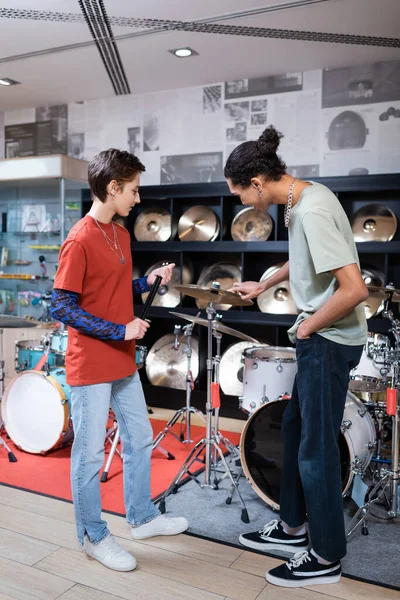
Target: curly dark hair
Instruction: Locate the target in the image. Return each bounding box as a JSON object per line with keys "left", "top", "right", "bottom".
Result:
{"left": 224, "top": 125, "right": 287, "bottom": 187}
{"left": 88, "top": 149, "right": 146, "bottom": 203}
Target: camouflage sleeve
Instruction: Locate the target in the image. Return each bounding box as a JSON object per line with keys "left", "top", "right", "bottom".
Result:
{"left": 132, "top": 276, "right": 150, "bottom": 296}
{"left": 50, "top": 289, "right": 126, "bottom": 341}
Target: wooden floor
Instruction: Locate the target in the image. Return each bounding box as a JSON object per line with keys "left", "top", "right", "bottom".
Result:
{"left": 0, "top": 485, "right": 398, "bottom": 600}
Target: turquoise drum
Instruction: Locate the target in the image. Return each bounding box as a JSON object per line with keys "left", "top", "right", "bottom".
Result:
{"left": 136, "top": 346, "right": 147, "bottom": 370}
{"left": 49, "top": 330, "right": 68, "bottom": 366}
{"left": 15, "top": 340, "right": 56, "bottom": 372}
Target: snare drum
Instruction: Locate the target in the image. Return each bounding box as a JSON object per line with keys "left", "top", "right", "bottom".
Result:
{"left": 1, "top": 368, "right": 73, "bottom": 454}
{"left": 136, "top": 345, "right": 147, "bottom": 370}
{"left": 15, "top": 340, "right": 55, "bottom": 372}
{"left": 241, "top": 346, "right": 297, "bottom": 414}
{"left": 350, "top": 332, "right": 390, "bottom": 392}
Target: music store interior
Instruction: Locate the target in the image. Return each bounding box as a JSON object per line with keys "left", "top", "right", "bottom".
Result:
{"left": 0, "top": 1, "right": 400, "bottom": 599}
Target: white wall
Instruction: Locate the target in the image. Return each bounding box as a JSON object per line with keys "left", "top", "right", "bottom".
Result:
{"left": 1, "top": 59, "right": 400, "bottom": 185}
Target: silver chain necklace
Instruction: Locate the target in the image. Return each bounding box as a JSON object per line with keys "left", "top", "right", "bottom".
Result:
{"left": 284, "top": 179, "right": 296, "bottom": 228}
{"left": 94, "top": 218, "right": 125, "bottom": 264}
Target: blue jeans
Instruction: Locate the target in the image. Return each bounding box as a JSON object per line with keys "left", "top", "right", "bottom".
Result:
{"left": 70, "top": 372, "right": 160, "bottom": 545}
{"left": 280, "top": 334, "right": 363, "bottom": 562}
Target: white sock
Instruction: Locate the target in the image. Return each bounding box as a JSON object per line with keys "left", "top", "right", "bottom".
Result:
{"left": 311, "top": 548, "right": 334, "bottom": 565}
{"left": 281, "top": 521, "right": 306, "bottom": 536}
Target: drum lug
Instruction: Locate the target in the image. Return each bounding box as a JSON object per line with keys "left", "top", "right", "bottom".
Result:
{"left": 61, "top": 398, "right": 68, "bottom": 405}
{"left": 351, "top": 456, "right": 364, "bottom": 476}
{"left": 368, "top": 440, "right": 377, "bottom": 450}
{"left": 357, "top": 408, "right": 367, "bottom": 417}
{"left": 238, "top": 396, "right": 243, "bottom": 409}
{"left": 341, "top": 419, "right": 352, "bottom": 433}
{"left": 252, "top": 362, "right": 258, "bottom": 370}
{"left": 276, "top": 362, "right": 283, "bottom": 374}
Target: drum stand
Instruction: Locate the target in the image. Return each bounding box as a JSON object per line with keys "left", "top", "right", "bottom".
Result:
{"left": 157, "top": 284, "right": 249, "bottom": 523}
{"left": 152, "top": 322, "right": 206, "bottom": 448}
{"left": 347, "top": 303, "right": 400, "bottom": 538}
{"left": 0, "top": 329, "right": 17, "bottom": 463}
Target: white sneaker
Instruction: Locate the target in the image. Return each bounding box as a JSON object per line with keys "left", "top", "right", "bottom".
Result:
{"left": 84, "top": 534, "right": 137, "bottom": 571}
{"left": 131, "top": 514, "right": 189, "bottom": 540}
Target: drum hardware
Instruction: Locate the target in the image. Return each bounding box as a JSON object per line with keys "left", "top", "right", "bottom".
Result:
{"left": 152, "top": 319, "right": 206, "bottom": 448}
{"left": 347, "top": 301, "right": 400, "bottom": 538}
{"left": 0, "top": 328, "right": 17, "bottom": 462}
{"left": 158, "top": 282, "right": 250, "bottom": 523}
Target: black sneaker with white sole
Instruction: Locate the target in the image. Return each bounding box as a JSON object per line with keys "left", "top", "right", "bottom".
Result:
{"left": 239, "top": 519, "right": 309, "bottom": 553}
{"left": 266, "top": 550, "right": 341, "bottom": 587}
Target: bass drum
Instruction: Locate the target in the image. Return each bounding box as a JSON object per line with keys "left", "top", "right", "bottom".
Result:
{"left": 240, "top": 392, "right": 376, "bottom": 510}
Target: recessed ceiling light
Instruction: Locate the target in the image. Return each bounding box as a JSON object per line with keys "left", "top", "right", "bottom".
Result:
{"left": 0, "top": 78, "right": 20, "bottom": 86}
{"left": 169, "top": 47, "right": 198, "bottom": 58}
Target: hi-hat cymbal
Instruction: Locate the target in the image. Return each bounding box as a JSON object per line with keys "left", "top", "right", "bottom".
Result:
{"left": 367, "top": 285, "right": 400, "bottom": 303}
{"left": 170, "top": 311, "right": 259, "bottom": 343}
{"left": 134, "top": 207, "right": 174, "bottom": 241}
{"left": 178, "top": 206, "right": 219, "bottom": 242}
{"left": 175, "top": 284, "right": 253, "bottom": 307}
{"left": 220, "top": 341, "right": 266, "bottom": 396}
{"left": 351, "top": 204, "right": 397, "bottom": 242}
{"left": 361, "top": 268, "right": 385, "bottom": 319}
{"left": 146, "top": 334, "right": 199, "bottom": 390}
{"left": 142, "top": 262, "right": 193, "bottom": 308}
{"left": 231, "top": 207, "right": 273, "bottom": 242}
{"left": 257, "top": 264, "right": 298, "bottom": 315}
{"left": 196, "top": 263, "right": 242, "bottom": 310}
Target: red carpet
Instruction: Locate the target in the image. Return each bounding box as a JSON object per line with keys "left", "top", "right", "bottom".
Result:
{"left": 0, "top": 419, "right": 241, "bottom": 515}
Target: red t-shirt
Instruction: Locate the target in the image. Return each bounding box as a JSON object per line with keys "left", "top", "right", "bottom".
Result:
{"left": 54, "top": 215, "right": 136, "bottom": 386}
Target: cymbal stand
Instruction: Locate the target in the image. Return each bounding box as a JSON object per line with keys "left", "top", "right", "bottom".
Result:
{"left": 153, "top": 322, "right": 206, "bottom": 449}
{"left": 347, "top": 299, "right": 400, "bottom": 538}
{"left": 158, "top": 282, "right": 249, "bottom": 523}
{"left": 0, "top": 328, "right": 17, "bottom": 463}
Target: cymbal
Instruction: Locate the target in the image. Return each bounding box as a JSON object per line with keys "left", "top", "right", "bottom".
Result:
{"left": 134, "top": 207, "right": 174, "bottom": 242}
{"left": 257, "top": 264, "right": 298, "bottom": 315}
{"left": 175, "top": 284, "right": 253, "bottom": 307}
{"left": 0, "top": 315, "right": 40, "bottom": 328}
{"left": 220, "top": 341, "right": 264, "bottom": 396}
{"left": 178, "top": 206, "right": 219, "bottom": 242}
{"left": 170, "top": 312, "right": 260, "bottom": 343}
{"left": 361, "top": 268, "right": 385, "bottom": 319}
{"left": 146, "top": 334, "right": 199, "bottom": 390}
{"left": 367, "top": 285, "right": 400, "bottom": 303}
{"left": 351, "top": 204, "right": 397, "bottom": 242}
{"left": 196, "top": 263, "right": 242, "bottom": 310}
{"left": 142, "top": 262, "right": 193, "bottom": 308}
{"left": 231, "top": 207, "right": 273, "bottom": 242}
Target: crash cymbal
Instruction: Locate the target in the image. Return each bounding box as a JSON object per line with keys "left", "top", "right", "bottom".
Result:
{"left": 351, "top": 204, "right": 397, "bottom": 242}
{"left": 142, "top": 262, "right": 193, "bottom": 308}
{"left": 196, "top": 263, "right": 242, "bottom": 310}
{"left": 220, "top": 341, "right": 265, "bottom": 396}
{"left": 134, "top": 207, "right": 174, "bottom": 242}
{"left": 176, "top": 284, "right": 253, "bottom": 307}
{"left": 257, "top": 264, "right": 298, "bottom": 315}
{"left": 170, "top": 311, "right": 259, "bottom": 343}
{"left": 0, "top": 315, "right": 39, "bottom": 328}
{"left": 367, "top": 285, "right": 400, "bottom": 303}
{"left": 178, "top": 206, "right": 219, "bottom": 242}
{"left": 146, "top": 334, "right": 199, "bottom": 390}
{"left": 361, "top": 268, "right": 385, "bottom": 319}
{"left": 231, "top": 207, "right": 273, "bottom": 242}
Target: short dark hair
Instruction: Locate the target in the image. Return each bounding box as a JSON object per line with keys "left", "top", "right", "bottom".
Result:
{"left": 88, "top": 149, "right": 145, "bottom": 202}
{"left": 224, "top": 125, "right": 286, "bottom": 187}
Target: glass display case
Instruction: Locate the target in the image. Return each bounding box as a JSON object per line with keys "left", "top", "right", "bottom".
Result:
{"left": 0, "top": 155, "right": 88, "bottom": 319}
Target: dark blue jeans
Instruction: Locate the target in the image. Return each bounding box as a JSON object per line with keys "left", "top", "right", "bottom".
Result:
{"left": 279, "top": 333, "right": 363, "bottom": 562}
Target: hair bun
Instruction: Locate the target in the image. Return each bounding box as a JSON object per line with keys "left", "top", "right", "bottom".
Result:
{"left": 257, "top": 126, "right": 283, "bottom": 154}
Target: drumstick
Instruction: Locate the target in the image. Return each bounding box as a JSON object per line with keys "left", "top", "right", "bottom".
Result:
{"left": 34, "top": 339, "right": 50, "bottom": 371}
{"left": 140, "top": 275, "right": 163, "bottom": 321}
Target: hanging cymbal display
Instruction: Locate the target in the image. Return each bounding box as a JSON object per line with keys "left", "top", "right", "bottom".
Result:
{"left": 134, "top": 207, "right": 174, "bottom": 241}
{"left": 257, "top": 264, "right": 298, "bottom": 315}
{"left": 231, "top": 207, "right": 273, "bottom": 242}
{"left": 350, "top": 204, "right": 397, "bottom": 242}
{"left": 178, "top": 205, "right": 220, "bottom": 242}
{"left": 220, "top": 341, "right": 263, "bottom": 396}
{"left": 146, "top": 334, "right": 199, "bottom": 390}
{"left": 142, "top": 262, "right": 192, "bottom": 308}
{"left": 361, "top": 267, "right": 385, "bottom": 319}
{"left": 195, "top": 262, "right": 242, "bottom": 310}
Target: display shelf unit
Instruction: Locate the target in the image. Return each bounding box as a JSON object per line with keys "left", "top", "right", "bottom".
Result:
{"left": 82, "top": 173, "right": 400, "bottom": 418}
{"left": 0, "top": 155, "right": 88, "bottom": 319}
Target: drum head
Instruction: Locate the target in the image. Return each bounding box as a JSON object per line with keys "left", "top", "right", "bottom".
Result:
{"left": 2, "top": 371, "right": 66, "bottom": 454}
{"left": 240, "top": 399, "right": 351, "bottom": 510}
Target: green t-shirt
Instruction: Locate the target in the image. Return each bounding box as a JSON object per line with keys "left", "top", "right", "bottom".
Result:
{"left": 287, "top": 181, "right": 368, "bottom": 346}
